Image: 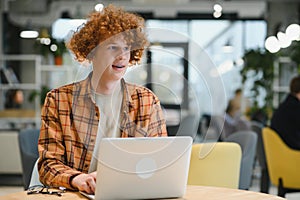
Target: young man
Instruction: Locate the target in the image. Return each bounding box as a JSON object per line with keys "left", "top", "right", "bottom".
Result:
{"left": 38, "top": 4, "right": 167, "bottom": 194}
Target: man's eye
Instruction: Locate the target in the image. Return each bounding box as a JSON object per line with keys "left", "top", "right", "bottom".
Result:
{"left": 123, "top": 47, "right": 130, "bottom": 51}
{"left": 108, "top": 46, "right": 117, "bottom": 50}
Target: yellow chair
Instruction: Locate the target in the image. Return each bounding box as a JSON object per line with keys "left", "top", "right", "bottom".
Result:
{"left": 188, "top": 142, "right": 242, "bottom": 189}
{"left": 262, "top": 127, "right": 300, "bottom": 197}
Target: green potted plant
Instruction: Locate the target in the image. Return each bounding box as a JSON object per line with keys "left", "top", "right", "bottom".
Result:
{"left": 28, "top": 85, "right": 51, "bottom": 106}
{"left": 240, "top": 48, "right": 276, "bottom": 122}
{"left": 35, "top": 36, "right": 67, "bottom": 65}
{"left": 50, "top": 38, "right": 67, "bottom": 65}
{"left": 241, "top": 40, "right": 300, "bottom": 123}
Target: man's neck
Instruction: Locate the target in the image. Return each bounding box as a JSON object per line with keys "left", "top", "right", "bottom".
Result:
{"left": 92, "top": 77, "right": 120, "bottom": 95}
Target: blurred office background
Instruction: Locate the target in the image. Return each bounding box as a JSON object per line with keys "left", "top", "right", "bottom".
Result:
{"left": 0, "top": 0, "right": 300, "bottom": 198}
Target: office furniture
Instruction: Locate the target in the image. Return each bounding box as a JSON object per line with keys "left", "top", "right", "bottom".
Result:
{"left": 167, "top": 112, "right": 200, "bottom": 138}
{"left": 0, "top": 130, "right": 22, "bottom": 175}
{"left": 0, "top": 55, "right": 41, "bottom": 128}
{"left": 262, "top": 127, "right": 300, "bottom": 197}
{"left": 224, "top": 130, "right": 257, "bottom": 190}
{"left": 251, "top": 121, "right": 270, "bottom": 193}
{"left": 200, "top": 115, "right": 224, "bottom": 141}
{"left": 272, "top": 56, "right": 298, "bottom": 108}
{"left": 0, "top": 55, "right": 74, "bottom": 128}
{"left": 18, "top": 128, "right": 40, "bottom": 190}
{"left": 175, "top": 114, "right": 199, "bottom": 139}
{"left": 188, "top": 142, "right": 242, "bottom": 189}
{"left": 0, "top": 185, "right": 286, "bottom": 200}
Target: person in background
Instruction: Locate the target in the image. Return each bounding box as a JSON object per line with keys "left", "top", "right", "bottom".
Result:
{"left": 222, "top": 99, "right": 251, "bottom": 139}
{"left": 230, "top": 88, "right": 252, "bottom": 118}
{"left": 38, "top": 4, "right": 167, "bottom": 194}
{"left": 4, "top": 89, "right": 24, "bottom": 109}
{"left": 270, "top": 75, "right": 300, "bottom": 150}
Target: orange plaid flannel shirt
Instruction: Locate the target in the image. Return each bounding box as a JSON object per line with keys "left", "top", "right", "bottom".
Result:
{"left": 38, "top": 74, "right": 167, "bottom": 189}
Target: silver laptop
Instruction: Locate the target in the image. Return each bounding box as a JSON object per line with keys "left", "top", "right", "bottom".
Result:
{"left": 80, "top": 136, "right": 192, "bottom": 200}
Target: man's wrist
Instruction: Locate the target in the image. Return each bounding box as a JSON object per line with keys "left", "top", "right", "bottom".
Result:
{"left": 69, "top": 173, "right": 81, "bottom": 190}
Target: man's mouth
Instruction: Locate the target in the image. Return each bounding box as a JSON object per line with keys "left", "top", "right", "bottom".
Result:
{"left": 112, "top": 65, "right": 125, "bottom": 69}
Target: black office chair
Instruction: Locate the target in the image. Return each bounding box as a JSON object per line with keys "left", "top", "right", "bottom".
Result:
{"left": 168, "top": 114, "right": 199, "bottom": 141}
{"left": 18, "top": 128, "right": 40, "bottom": 190}
{"left": 251, "top": 121, "right": 270, "bottom": 193}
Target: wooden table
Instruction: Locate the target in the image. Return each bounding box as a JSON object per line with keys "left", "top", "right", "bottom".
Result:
{"left": 0, "top": 185, "right": 286, "bottom": 200}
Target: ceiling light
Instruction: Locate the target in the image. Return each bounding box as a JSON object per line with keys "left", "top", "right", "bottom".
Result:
{"left": 39, "top": 38, "right": 51, "bottom": 45}
{"left": 222, "top": 45, "right": 233, "bottom": 53}
{"left": 265, "top": 36, "right": 280, "bottom": 53}
{"left": 19, "top": 20, "right": 39, "bottom": 39}
{"left": 50, "top": 44, "right": 58, "bottom": 52}
{"left": 277, "top": 31, "right": 291, "bottom": 48}
{"left": 213, "top": 4, "right": 222, "bottom": 12}
{"left": 235, "top": 58, "right": 244, "bottom": 67}
{"left": 222, "top": 39, "right": 233, "bottom": 53}
{"left": 213, "top": 11, "right": 222, "bottom": 18}
{"left": 286, "top": 24, "right": 300, "bottom": 41}
{"left": 20, "top": 30, "right": 39, "bottom": 39}
{"left": 95, "top": 3, "right": 104, "bottom": 12}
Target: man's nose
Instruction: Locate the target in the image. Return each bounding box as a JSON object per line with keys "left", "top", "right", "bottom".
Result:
{"left": 116, "top": 50, "right": 128, "bottom": 60}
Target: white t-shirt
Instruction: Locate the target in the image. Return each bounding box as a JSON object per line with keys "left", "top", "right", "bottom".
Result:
{"left": 88, "top": 82, "right": 123, "bottom": 172}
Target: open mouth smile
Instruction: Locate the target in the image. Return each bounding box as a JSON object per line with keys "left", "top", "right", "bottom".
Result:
{"left": 112, "top": 65, "right": 125, "bottom": 69}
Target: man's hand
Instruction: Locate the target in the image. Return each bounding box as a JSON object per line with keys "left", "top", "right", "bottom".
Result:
{"left": 71, "top": 172, "right": 97, "bottom": 194}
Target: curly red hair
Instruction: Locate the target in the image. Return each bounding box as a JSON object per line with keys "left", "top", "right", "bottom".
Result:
{"left": 66, "top": 4, "right": 149, "bottom": 64}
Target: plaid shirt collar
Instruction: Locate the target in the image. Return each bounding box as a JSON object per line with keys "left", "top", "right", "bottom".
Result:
{"left": 75, "top": 72, "right": 134, "bottom": 113}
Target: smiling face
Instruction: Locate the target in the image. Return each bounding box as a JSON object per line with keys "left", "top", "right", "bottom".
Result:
{"left": 92, "top": 36, "right": 131, "bottom": 86}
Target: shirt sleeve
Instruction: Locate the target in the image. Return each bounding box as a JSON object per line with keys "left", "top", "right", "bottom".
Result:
{"left": 38, "top": 91, "right": 82, "bottom": 190}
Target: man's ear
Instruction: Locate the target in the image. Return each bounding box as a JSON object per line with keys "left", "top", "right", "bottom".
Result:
{"left": 87, "top": 45, "right": 99, "bottom": 61}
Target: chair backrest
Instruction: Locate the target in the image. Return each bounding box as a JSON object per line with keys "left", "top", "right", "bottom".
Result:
{"left": 224, "top": 130, "right": 257, "bottom": 190}
{"left": 262, "top": 127, "right": 300, "bottom": 188}
{"left": 188, "top": 142, "right": 242, "bottom": 189}
{"left": 202, "top": 115, "right": 224, "bottom": 141}
{"left": 18, "top": 128, "right": 40, "bottom": 190}
{"left": 176, "top": 114, "right": 199, "bottom": 140}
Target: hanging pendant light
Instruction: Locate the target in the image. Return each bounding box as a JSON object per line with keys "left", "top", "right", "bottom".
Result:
{"left": 20, "top": 20, "right": 39, "bottom": 39}
{"left": 222, "top": 39, "right": 233, "bottom": 53}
